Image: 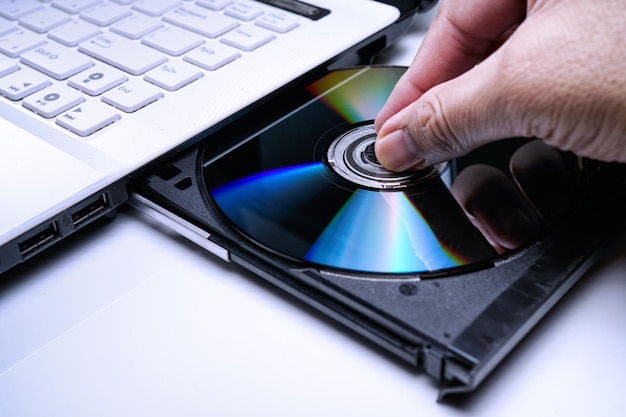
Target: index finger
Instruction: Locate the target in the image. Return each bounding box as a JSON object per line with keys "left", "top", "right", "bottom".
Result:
{"left": 375, "top": 0, "right": 526, "bottom": 130}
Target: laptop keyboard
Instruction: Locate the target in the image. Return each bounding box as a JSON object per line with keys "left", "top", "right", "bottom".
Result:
{"left": 0, "top": 0, "right": 303, "bottom": 137}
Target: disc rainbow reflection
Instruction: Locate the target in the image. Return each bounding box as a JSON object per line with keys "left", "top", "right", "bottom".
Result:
{"left": 211, "top": 162, "right": 465, "bottom": 274}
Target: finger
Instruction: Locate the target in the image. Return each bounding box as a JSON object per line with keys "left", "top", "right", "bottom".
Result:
{"left": 377, "top": 0, "right": 626, "bottom": 171}
{"left": 451, "top": 164, "right": 544, "bottom": 252}
{"left": 376, "top": 57, "right": 507, "bottom": 171}
{"left": 375, "top": 0, "right": 525, "bottom": 131}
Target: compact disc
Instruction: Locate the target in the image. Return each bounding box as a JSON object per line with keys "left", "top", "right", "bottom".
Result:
{"left": 202, "top": 67, "right": 497, "bottom": 275}
{"left": 324, "top": 121, "right": 447, "bottom": 190}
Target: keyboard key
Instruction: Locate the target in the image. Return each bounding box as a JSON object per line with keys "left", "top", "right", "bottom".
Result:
{"left": 144, "top": 61, "right": 203, "bottom": 91}
{"left": 79, "top": 32, "right": 167, "bottom": 75}
{"left": 111, "top": 13, "right": 163, "bottom": 39}
{"left": 0, "top": 0, "right": 312, "bottom": 141}
{"left": 51, "top": 0, "right": 101, "bottom": 14}
{"left": 142, "top": 26, "right": 204, "bottom": 56}
{"left": 102, "top": 79, "right": 163, "bottom": 112}
{"left": 68, "top": 63, "right": 127, "bottom": 95}
{"left": 0, "top": 27, "right": 46, "bottom": 58}
{"left": 256, "top": 12, "right": 299, "bottom": 33}
{"left": 0, "top": 53, "right": 18, "bottom": 76}
{"left": 225, "top": 2, "right": 264, "bottom": 21}
{"left": 0, "top": 67, "right": 51, "bottom": 100}
{"left": 196, "top": 0, "right": 233, "bottom": 11}
{"left": 23, "top": 84, "right": 85, "bottom": 118}
{"left": 132, "top": 0, "right": 181, "bottom": 17}
{"left": 56, "top": 99, "right": 120, "bottom": 136}
{"left": 163, "top": 4, "right": 239, "bottom": 38}
{"left": 80, "top": 3, "right": 132, "bottom": 26}
{"left": 221, "top": 25, "right": 275, "bottom": 51}
{"left": 0, "top": 18, "right": 16, "bottom": 36}
{"left": 21, "top": 42, "right": 93, "bottom": 79}
{"left": 19, "top": 7, "right": 72, "bottom": 33}
{"left": 183, "top": 42, "right": 240, "bottom": 71}
{"left": 0, "top": 0, "right": 43, "bottom": 20}
{"left": 48, "top": 19, "right": 101, "bottom": 46}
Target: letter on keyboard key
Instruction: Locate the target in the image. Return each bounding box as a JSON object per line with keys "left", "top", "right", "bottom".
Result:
{"left": 183, "top": 43, "right": 240, "bottom": 71}
{"left": 23, "top": 84, "right": 85, "bottom": 118}
{"left": 79, "top": 33, "right": 167, "bottom": 75}
{"left": 224, "top": 3, "right": 264, "bottom": 21}
{"left": 0, "top": 67, "right": 51, "bottom": 100}
{"left": 56, "top": 100, "right": 120, "bottom": 137}
{"left": 144, "top": 61, "right": 203, "bottom": 91}
{"left": 21, "top": 42, "right": 94, "bottom": 80}
{"left": 256, "top": 12, "right": 299, "bottom": 33}
{"left": 163, "top": 4, "right": 239, "bottom": 38}
{"left": 68, "top": 63, "right": 128, "bottom": 96}
{"left": 102, "top": 79, "right": 164, "bottom": 112}
{"left": 221, "top": 26, "right": 275, "bottom": 52}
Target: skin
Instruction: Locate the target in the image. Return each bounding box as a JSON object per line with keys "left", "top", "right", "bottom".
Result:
{"left": 374, "top": 0, "right": 626, "bottom": 172}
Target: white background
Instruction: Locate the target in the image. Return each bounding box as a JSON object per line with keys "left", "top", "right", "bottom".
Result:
{"left": 2, "top": 6, "right": 626, "bottom": 416}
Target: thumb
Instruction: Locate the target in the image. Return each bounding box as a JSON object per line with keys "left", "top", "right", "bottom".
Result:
{"left": 375, "top": 60, "right": 513, "bottom": 171}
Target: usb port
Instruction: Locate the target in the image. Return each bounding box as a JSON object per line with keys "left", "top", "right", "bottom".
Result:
{"left": 19, "top": 222, "right": 60, "bottom": 258}
{"left": 72, "top": 193, "right": 109, "bottom": 228}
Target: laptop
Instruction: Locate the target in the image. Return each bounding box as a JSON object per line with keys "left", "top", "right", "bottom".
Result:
{"left": 0, "top": 0, "right": 434, "bottom": 274}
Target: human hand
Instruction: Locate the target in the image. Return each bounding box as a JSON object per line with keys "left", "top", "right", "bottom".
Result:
{"left": 374, "top": 0, "right": 626, "bottom": 171}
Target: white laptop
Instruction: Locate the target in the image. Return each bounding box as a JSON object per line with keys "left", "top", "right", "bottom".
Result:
{"left": 0, "top": 0, "right": 434, "bottom": 274}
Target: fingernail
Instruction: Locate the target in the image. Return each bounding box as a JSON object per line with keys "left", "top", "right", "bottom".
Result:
{"left": 376, "top": 129, "right": 423, "bottom": 171}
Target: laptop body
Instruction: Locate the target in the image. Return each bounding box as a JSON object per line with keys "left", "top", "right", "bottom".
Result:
{"left": 2, "top": 4, "right": 626, "bottom": 412}
{"left": 0, "top": 0, "right": 434, "bottom": 274}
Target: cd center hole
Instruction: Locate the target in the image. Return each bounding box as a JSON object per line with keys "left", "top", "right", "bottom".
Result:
{"left": 362, "top": 142, "right": 381, "bottom": 166}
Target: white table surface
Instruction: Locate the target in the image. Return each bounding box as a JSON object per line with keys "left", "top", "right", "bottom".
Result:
{"left": 2, "top": 6, "right": 626, "bottom": 416}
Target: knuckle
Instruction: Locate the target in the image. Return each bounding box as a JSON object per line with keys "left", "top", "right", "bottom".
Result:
{"left": 410, "top": 95, "right": 469, "bottom": 159}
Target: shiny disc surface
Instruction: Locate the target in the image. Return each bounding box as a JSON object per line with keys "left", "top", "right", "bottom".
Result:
{"left": 203, "top": 67, "right": 496, "bottom": 274}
